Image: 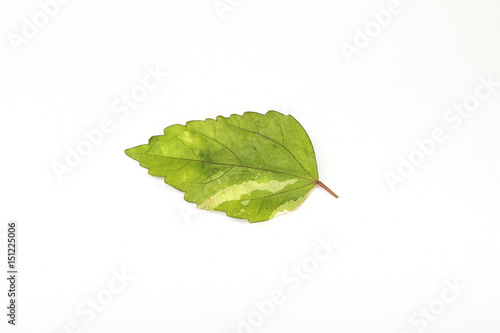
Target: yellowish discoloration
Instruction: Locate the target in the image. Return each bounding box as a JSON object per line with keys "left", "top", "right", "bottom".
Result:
{"left": 181, "top": 132, "right": 193, "bottom": 143}
{"left": 198, "top": 179, "right": 298, "bottom": 210}
{"left": 270, "top": 187, "right": 314, "bottom": 219}
{"left": 241, "top": 200, "right": 250, "bottom": 206}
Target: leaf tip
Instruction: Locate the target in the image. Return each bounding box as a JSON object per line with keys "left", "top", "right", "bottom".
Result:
{"left": 124, "top": 144, "right": 147, "bottom": 162}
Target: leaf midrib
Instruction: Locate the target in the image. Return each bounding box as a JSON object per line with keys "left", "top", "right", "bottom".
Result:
{"left": 142, "top": 153, "right": 317, "bottom": 183}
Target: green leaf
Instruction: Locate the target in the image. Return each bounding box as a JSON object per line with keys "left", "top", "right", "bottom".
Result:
{"left": 125, "top": 110, "right": 337, "bottom": 222}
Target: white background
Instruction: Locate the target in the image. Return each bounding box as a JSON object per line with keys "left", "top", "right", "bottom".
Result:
{"left": 1, "top": 0, "right": 500, "bottom": 332}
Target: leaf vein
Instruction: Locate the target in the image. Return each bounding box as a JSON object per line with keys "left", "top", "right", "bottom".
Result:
{"left": 188, "top": 129, "right": 243, "bottom": 164}
{"left": 189, "top": 166, "right": 235, "bottom": 191}
{"left": 222, "top": 122, "right": 315, "bottom": 180}
{"left": 175, "top": 137, "right": 199, "bottom": 159}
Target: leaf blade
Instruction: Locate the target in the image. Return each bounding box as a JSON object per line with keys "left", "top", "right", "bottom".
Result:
{"left": 125, "top": 110, "right": 325, "bottom": 222}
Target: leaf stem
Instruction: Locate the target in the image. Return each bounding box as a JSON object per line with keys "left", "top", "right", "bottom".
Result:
{"left": 316, "top": 180, "right": 338, "bottom": 198}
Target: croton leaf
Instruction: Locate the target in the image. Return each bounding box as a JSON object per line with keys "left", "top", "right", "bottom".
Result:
{"left": 125, "top": 110, "right": 337, "bottom": 222}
